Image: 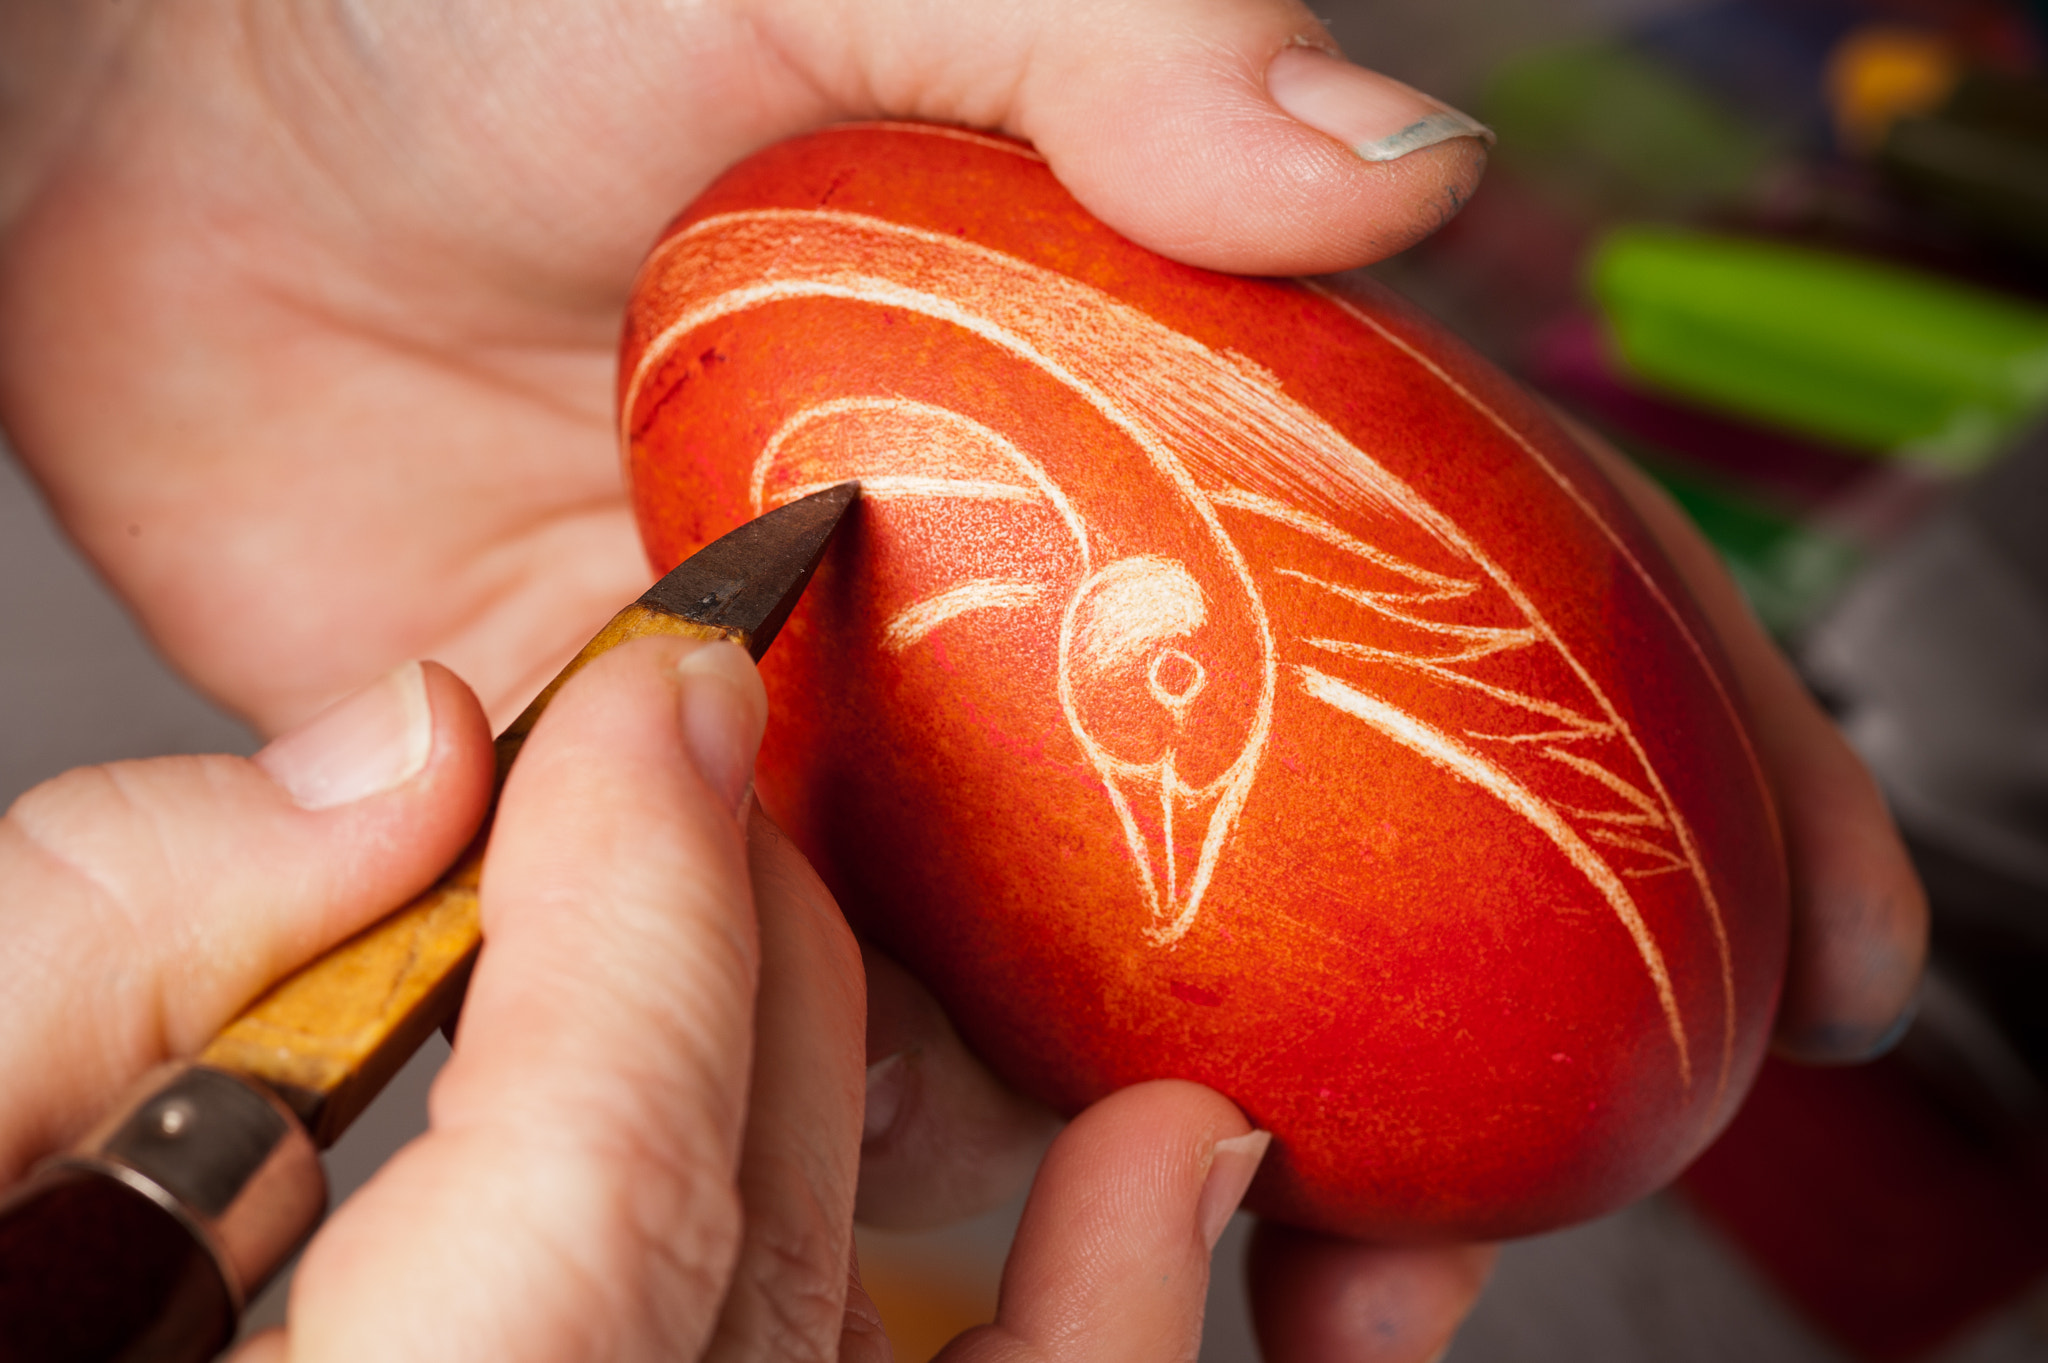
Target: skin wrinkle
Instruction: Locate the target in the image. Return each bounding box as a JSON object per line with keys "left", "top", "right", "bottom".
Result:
{"left": 726, "top": 1171, "right": 852, "bottom": 1363}
{"left": 233, "top": 7, "right": 625, "bottom": 337}
{"left": 427, "top": 1108, "right": 749, "bottom": 1307}
{"left": 482, "top": 1170, "right": 638, "bottom": 1358}
{"left": 0, "top": 822, "right": 165, "bottom": 1172}
{"left": 815, "top": 0, "right": 1023, "bottom": 125}
{"left": 646, "top": 1234, "right": 751, "bottom": 1361}
{"left": 1015, "top": 1121, "right": 1215, "bottom": 1355}
{"left": 239, "top": 2, "right": 393, "bottom": 247}
{"left": 465, "top": 935, "right": 755, "bottom": 1168}
{"left": 473, "top": 1150, "right": 727, "bottom": 1362}
{"left": 5, "top": 767, "right": 160, "bottom": 940}
{"left": 16, "top": 759, "right": 286, "bottom": 1028}
{"left": 474, "top": 1014, "right": 748, "bottom": 1174}
{"left": 837, "top": 1272, "right": 891, "bottom": 1363}
{"left": 476, "top": 913, "right": 757, "bottom": 1153}
{"left": 245, "top": 267, "right": 619, "bottom": 427}
{"left": 701, "top": 810, "right": 866, "bottom": 1363}
{"left": 619, "top": 1157, "right": 751, "bottom": 1338}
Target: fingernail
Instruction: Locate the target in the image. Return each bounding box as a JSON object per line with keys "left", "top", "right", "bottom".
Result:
{"left": 1858, "top": 998, "right": 1920, "bottom": 1059}
{"left": 863, "top": 1052, "right": 910, "bottom": 1145}
{"left": 1781, "top": 995, "right": 1921, "bottom": 1065}
{"left": 676, "top": 642, "right": 768, "bottom": 818}
{"left": 1267, "top": 46, "right": 1494, "bottom": 162}
{"left": 255, "top": 662, "right": 433, "bottom": 810}
{"left": 1198, "top": 1130, "right": 1271, "bottom": 1250}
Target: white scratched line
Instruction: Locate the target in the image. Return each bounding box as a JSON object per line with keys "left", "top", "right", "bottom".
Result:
{"left": 782, "top": 476, "right": 1041, "bottom": 504}
{"left": 750, "top": 398, "right": 1094, "bottom": 562}
{"left": 1541, "top": 746, "right": 1667, "bottom": 825}
{"left": 1213, "top": 488, "right": 1474, "bottom": 592}
{"left": 1587, "top": 826, "right": 1688, "bottom": 869}
{"left": 1299, "top": 665, "right": 1691, "bottom": 1084}
{"left": 1306, "top": 279, "right": 1744, "bottom": 1110}
{"left": 1301, "top": 637, "right": 1606, "bottom": 729}
{"left": 883, "top": 580, "right": 1046, "bottom": 652}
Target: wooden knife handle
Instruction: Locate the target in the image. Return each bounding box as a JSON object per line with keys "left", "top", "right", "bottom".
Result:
{"left": 200, "top": 604, "right": 731, "bottom": 1146}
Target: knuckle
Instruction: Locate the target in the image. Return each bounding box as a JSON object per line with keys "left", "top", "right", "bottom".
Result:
{"left": 729, "top": 1184, "right": 853, "bottom": 1361}
{"left": 638, "top": 1163, "right": 748, "bottom": 1340}
{"left": 12, "top": 753, "right": 247, "bottom": 858}
{"left": 4, "top": 760, "right": 188, "bottom": 932}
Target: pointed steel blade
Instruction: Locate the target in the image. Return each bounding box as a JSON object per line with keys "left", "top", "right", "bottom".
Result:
{"left": 638, "top": 482, "right": 859, "bottom": 659}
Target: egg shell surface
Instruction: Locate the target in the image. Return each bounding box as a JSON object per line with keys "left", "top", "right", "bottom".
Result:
{"left": 622, "top": 123, "right": 1787, "bottom": 1241}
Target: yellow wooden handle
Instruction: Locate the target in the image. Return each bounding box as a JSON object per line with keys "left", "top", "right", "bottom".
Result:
{"left": 201, "top": 605, "right": 734, "bottom": 1146}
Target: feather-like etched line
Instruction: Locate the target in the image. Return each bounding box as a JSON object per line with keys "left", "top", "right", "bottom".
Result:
{"left": 884, "top": 581, "right": 1049, "bottom": 653}
{"left": 1299, "top": 666, "right": 1691, "bottom": 1082}
{"left": 1213, "top": 489, "right": 1477, "bottom": 593}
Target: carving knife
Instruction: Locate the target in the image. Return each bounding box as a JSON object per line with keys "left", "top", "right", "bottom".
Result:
{"left": 0, "top": 481, "right": 859, "bottom": 1363}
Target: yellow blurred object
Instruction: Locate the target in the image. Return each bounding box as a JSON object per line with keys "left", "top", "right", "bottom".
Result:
{"left": 1827, "top": 25, "right": 1963, "bottom": 154}
{"left": 855, "top": 1225, "right": 1004, "bottom": 1362}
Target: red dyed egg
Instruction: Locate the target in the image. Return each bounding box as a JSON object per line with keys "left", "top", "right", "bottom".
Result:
{"left": 622, "top": 123, "right": 1787, "bottom": 1240}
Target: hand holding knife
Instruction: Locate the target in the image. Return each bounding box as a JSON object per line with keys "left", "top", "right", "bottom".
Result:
{"left": 0, "top": 483, "right": 858, "bottom": 1363}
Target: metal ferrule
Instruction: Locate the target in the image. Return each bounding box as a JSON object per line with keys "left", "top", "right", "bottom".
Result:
{"left": 60, "top": 1063, "right": 327, "bottom": 1310}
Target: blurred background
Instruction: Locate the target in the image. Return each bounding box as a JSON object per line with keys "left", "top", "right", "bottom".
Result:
{"left": 4, "top": 0, "right": 2046, "bottom": 1358}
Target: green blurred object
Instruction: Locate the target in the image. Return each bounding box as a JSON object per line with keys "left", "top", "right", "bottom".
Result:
{"left": 1627, "top": 449, "right": 1865, "bottom": 639}
{"left": 1481, "top": 42, "right": 1772, "bottom": 215}
{"left": 1591, "top": 228, "right": 2048, "bottom": 472}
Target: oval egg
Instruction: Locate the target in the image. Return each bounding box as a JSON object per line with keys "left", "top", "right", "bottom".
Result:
{"left": 622, "top": 122, "right": 1787, "bottom": 1240}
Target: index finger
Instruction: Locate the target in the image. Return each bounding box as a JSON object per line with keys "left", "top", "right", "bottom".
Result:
{"left": 268, "top": 637, "right": 768, "bottom": 1361}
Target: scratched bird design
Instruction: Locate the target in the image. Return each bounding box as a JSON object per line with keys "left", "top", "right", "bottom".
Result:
{"left": 625, "top": 191, "right": 1736, "bottom": 1095}
{"left": 620, "top": 122, "right": 1790, "bottom": 1242}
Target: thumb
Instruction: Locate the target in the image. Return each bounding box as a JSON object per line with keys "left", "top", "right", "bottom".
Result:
{"left": 942, "top": 1080, "right": 1268, "bottom": 1362}
{"left": 0, "top": 661, "right": 495, "bottom": 1179}
{"left": 215, "top": 0, "right": 1490, "bottom": 305}
{"left": 765, "top": 0, "right": 1491, "bottom": 274}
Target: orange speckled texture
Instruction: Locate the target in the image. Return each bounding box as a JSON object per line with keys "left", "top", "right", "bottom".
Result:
{"left": 621, "top": 123, "right": 1787, "bottom": 1242}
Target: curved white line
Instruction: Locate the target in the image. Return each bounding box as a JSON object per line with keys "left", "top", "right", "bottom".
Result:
{"left": 1587, "top": 827, "right": 1689, "bottom": 869}
{"left": 1212, "top": 488, "right": 1475, "bottom": 593}
{"left": 884, "top": 581, "right": 1047, "bottom": 653}
{"left": 791, "top": 476, "right": 1042, "bottom": 503}
{"left": 1279, "top": 569, "right": 1540, "bottom": 652}
{"left": 1299, "top": 665, "right": 1691, "bottom": 1083}
{"left": 1541, "top": 746, "right": 1667, "bottom": 824}
{"left": 1301, "top": 637, "right": 1609, "bottom": 730}
{"left": 751, "top": 397, "right": 1093, "bottom": 564}
{"left": 1469, "top": 726, "right": 1618, "bottom": 745}
{"left": 1305, "top": 280, "right": 1748, "bottom": 1109}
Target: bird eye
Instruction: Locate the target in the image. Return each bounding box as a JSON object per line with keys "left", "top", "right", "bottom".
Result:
{"left": 1147, "top": 648, "right": 1207, "bottom": 714}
